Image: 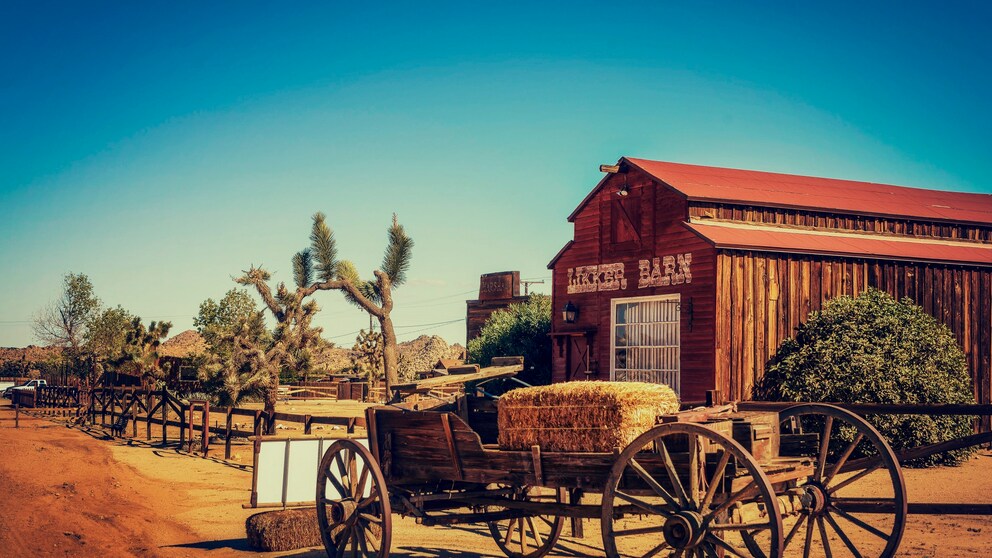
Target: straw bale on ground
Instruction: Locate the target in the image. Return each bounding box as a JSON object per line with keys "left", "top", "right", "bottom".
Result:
{"left": 498, "top": 381, "right": 679, "bottom": 452}
{"left": 245, "top": 508, "right": 322, "bottom": 552}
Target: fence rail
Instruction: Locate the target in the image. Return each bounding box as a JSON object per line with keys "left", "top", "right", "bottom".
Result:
{"left": 11, "top": 386, "right": 367, "bottom": 460}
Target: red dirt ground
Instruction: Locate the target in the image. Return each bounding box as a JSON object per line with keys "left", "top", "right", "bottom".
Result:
{"left": 1, "top": 403, "right": 990, "bottom": 557}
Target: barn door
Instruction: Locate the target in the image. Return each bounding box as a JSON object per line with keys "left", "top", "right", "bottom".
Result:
{"left": 610, "top": 294, "right": 681, "bottom": 395}
{"left": 565, "top": 334, "right": 592, "bottom": 381}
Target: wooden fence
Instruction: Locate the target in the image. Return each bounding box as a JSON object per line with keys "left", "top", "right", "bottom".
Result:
{"left": 13, "top": 386, "right": 366, "bottom": 461}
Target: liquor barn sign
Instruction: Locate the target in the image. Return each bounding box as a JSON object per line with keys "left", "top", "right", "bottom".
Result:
{"left": 566, "top": 253, "right": 692, "bottom": 294}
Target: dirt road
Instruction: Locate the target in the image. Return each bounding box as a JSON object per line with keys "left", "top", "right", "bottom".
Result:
{"left": 1, "top": 403, "right": 991, "bottom": 557}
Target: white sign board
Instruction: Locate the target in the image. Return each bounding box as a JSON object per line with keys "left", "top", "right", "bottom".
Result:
{"left": 251, "top": 436, "right": 368, "bottom": 508}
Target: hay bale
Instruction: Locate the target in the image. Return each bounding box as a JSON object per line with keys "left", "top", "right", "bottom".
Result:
{"left": 497, "top": 381, "right": 680, "bottom": 452}
{"left": 245, "top": 508, "right": 322, "bottom": 552}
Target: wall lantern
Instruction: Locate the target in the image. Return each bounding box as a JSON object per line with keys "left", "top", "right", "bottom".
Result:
{"left": 562, "top": 301, "right": 579, "bottom": 324}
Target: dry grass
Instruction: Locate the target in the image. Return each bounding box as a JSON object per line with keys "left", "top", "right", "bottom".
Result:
{"left": 245, "top": 508, "right": 322, "bottom": 552}
{"left": 497, "top": 381, "right": 679, "bottom": 452}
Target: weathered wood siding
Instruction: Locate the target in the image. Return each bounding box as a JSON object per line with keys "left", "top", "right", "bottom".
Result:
{"left": 690, "top": 202, "right": 992, "bottom": 241}
{"left": 551, "top": 169, "right": 716, "bottom": 401}
{"left": 714, "top": 252, "right": 992, "bottom": 419}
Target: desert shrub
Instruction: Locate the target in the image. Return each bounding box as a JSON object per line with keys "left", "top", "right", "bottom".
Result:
{"left": 468, "top": 294, "right": 552, "bottom": 391}
{"left": 755, "top": 288, "right": 976, "bottom": 466}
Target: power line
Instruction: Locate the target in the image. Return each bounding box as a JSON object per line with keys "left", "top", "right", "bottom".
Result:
{"left": 326, "top": 318, "right": 462, "bottom": 341}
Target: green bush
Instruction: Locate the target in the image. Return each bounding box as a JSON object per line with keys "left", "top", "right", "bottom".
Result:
{"left": 468, "top": 294, "right": 552, "bottom": 391}
{"left": 755, "top": 288, "right": 976, "bottom": 466}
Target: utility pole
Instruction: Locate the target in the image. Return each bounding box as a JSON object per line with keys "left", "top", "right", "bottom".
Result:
{"left": 521, "top": 280, "right": 545, "bottom": 296}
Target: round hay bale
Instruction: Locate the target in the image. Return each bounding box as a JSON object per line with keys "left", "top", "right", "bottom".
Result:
{"left": 245, "top": 508, "right": 322, "bottom": 552}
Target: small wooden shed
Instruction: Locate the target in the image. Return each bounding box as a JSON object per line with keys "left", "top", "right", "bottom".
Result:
{"left": 549, "top": 157, "right": 992, "bottom": 411}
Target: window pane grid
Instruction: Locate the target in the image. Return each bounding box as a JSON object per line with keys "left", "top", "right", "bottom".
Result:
{"left": 612, "top": 297, "right": 680, "bottom": 394}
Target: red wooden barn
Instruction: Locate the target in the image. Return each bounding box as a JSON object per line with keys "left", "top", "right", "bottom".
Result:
{"left": 548, "top": 157, "right": 992, "bottom": 411}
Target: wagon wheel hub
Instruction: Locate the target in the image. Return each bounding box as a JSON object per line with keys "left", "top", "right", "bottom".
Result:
{"left": 663, "top": 511, "right": 705, "bottom": 549}
{"left": 802, "top": 481, "right": 829, "bottom": 516}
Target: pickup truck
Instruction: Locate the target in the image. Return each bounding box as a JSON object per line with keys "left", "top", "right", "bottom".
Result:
{"left": 3, "top": 379, "right": 47, "bottom": 398}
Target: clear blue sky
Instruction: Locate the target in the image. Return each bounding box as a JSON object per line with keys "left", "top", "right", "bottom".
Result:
{"left": 2, "top": 1, "right": 990, "bottom": 348}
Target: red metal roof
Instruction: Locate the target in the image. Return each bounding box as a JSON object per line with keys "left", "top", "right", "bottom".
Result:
{"left": 624, "top": 158, "right": 992, "bottom": 225}
{"left": 685, "top": 221, "right": 992, "bottom": 266}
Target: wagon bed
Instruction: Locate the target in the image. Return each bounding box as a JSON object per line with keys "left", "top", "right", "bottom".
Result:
{"left": 317, "top": 381, "right": 907, "bottom": 558}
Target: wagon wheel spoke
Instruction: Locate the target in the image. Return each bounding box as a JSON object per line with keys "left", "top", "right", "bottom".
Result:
{"left": 827, "top": 461, "right": 884, "bottom": 495}
{"left": 824, "top": 433, "right": 864, "bottom": 487}
{"left": 699, "top": 450, "right": 730, "bottom": 512}
{"left": 709, "top": 521, "right": 772, "bottom": 532}
{"left": 334, "top": 451, "right": 349, "bottom": 488}
{"left": 704, "top": 533, "right": 751, "bottom": 558}
{"left": 346, "top": 449, "right": 356, "bottom": 495}
{"left": 334, "top": 527, "right": 352, "bottom": 558}
{"left": 519, "top": 518, "right": 529, "bottom": 555}
{"left": 614, "top": 489, "right": 675, "bottom": 518}
{"left": 526, "top": 516, "right": 544, "bottom": 547}
{"left": 358, "top": 512, "right": 382, "bottom": 524}
{"left": 357, "top": 486, "right": 381, "bottom": 509}
{"left": 823, "top": 511, "right": 864, "bottom": 558}
{"left": 817, "top": 516, "right": 833, "bottom": 558}
{"left": 687, "top": 432, "right": 700, "bottom": 507}
{"left": 365, "top": 530, "right": 380, "bottom": 554}
{"left": 630, "top": 458, "right": 681, "bottom": 511}
{"left": 657, "top": 439, "right": 691, "bottom": 507}
{"left": 802, "top": 515, "right": 815, "bottom": 558}
{"left": 355, "top": 524, "right": 370, "bottom": 556}
{"left": 350, "top": 525, "right": 359, "bottom": 557}
{"left": 612, "top": 524, "right": 667, "bottom": 537}
{"left": 815, "top": 416, "right": 833, "bottom": 482}
{"left": 829, "top": 505, "right": 890, "bottom": 540}
{"left": 354, "top": 463, "right": 370, "bottom": 499}
{"left": 703, "top": 479, "right": 758, "bottom": 522}
{"left": 502, "top": 516, "right": 516, "bottom": 546}
{"left": 739, "top": 530, "right": 764, "bottom": 556}
{"left": 325, "top": 471, "right": 348, "bottom": 500}
{"left": 782, "top": 513, "right": 807, "bottom": 549}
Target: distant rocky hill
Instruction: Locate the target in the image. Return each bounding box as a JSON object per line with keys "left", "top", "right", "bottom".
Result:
{"left": 0, "top": 345, "right": 61, "bottom": 366}
{"left": 316, "top": 334, "right": 466, "bottom": 376}
{"left": 0, "top": 331, "right": 465, "bottom": 378}
{"left": 158, "top": 330, "right": 208, "bottom": 358}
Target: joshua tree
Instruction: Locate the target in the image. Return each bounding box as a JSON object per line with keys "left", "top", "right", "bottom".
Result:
{"left": 352, "top": 328, "right": 384, "bottom": 395}
{"left": 238, "top": 212, "right": 413, "bottom": 397}
{"left": 199, "top": 322, "right": 283, "bottom": 409}
{"left": 118, "top": 318, "right": 172, "bottom": 387}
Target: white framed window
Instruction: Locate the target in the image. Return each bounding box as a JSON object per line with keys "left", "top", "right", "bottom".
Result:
{"left": 610, "top": 293, "right": 681, "bottom": 394}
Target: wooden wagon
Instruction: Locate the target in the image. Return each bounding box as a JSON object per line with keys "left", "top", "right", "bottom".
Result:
{"left": 316, "top": 375, "right": 906, "bottom": 557}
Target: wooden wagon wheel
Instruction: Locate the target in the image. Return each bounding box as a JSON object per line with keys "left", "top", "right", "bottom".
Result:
{"left": 602, "top": 422, "right": 784, "bottom": 558}
{"left": 778, "top": 404, "right": 906, "bottom": 558}
{"left": 316, "top": 439, "right": 392, "bottom": 558}
{"left": 486, "top": 486, "right": 565, "bottom": 558}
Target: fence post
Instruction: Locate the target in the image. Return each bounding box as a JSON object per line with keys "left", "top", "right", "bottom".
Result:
{"left": 14, "top": 403, "right": 19, "bottom": 428}
{"left": 131, "top": 391, "right": 138, "bottom": 438}
{"left": 202, "top": 401, "right": 210, "bottom": 457}
{"left": 304, "top": 414, "right": 312, "bottom": 435}
{"left": 253, "top": 410, "right": 262, "bottom": 437}
{"left": 109, "top": 389, "right": 117, "bottom": 426}
{"left": 225, "top": 406, "right": 233, "bottom": 460}
{"left": 146, "top": 391, "right": 153, "bottom": 441}
{"left": 161, "top": 388, "right": 168, "bottom": 445}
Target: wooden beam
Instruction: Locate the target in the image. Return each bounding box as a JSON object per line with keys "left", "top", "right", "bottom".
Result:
{"left": 391, "top": 364, "right": 523, "bottom": 396}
